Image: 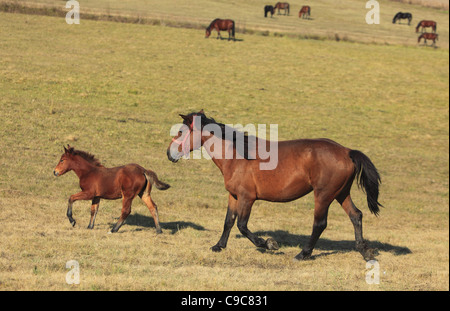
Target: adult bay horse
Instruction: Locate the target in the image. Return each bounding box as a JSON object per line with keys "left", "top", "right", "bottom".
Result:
{"left": 166, "top": 111, "right": 382, "bottom": 261}
{"left": 205, "top": 18, "right": 235, "bottom": 41}
{"left": 418, "top": 33, "right": 439, "bottom": 46}
{"left": 274, "top": 2, "right": 290, "bottom": 15}
{"left": 299, "top": 6, "right": 311, "bottom": 19}
{"left": 416, "top": 20, "right": 437, "bottom": 33}
{"left": 392, "top": 12, "right": 412, "bottom": 25}
{"left": 54, "top": 145, "right": 170, "bottom": 233}
{"left": 264, "top": 5, "right": 275, "bottom": 18}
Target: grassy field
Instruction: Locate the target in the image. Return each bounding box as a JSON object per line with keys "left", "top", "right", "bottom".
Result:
{"left": 0, "top": 5, "right": 448, "bottom": 291}
{"left": 7, "top": 0, "right": 450, "bottom": 48}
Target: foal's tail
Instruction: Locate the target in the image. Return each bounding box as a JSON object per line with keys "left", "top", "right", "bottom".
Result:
{"left": 144, "top": 170, "right": 171, "bottom": 191}
{"left": 349, "top": 150, "right": 383, "bottom": 216}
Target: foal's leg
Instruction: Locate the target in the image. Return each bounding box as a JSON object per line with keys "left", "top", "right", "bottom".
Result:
{"left": 338, "top": 194, "right": 376, "bottom": 260}
{"left": 295, "top": 192, "right": 332, "bottom": 260}
{"left": 141, "top": 193, "right": 162, "bottom": 234}
{"left": 110, "top": 194, "right": 134, "bottom": 233}
{"left": 67, "top": 191, "right": 93, "bottom": 227}
{"left": 236, "top": 197, "right": 279, "bottom": 250}
{"left": 87, "top": 197, "right": 100, "bottom": 229}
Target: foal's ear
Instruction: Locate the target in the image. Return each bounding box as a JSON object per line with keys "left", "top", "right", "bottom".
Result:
{"left": 65, "top": 144, "right": 74, "bottom": 154}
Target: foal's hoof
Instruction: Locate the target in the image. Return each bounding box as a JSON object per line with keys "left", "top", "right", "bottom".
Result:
{"left": 69, "top": 220, "right": 76, "bottom": 227}
{"left": 156, "top": 228, "right": 163, "bottom": 234}
{"left": 265, "top": 238, "right": 279, "bottom": 250}
{"left": 211, "top": 245, "right": 223, "bottom": 252}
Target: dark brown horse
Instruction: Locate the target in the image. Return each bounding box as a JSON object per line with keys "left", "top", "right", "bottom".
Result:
{"left": 167, "top": 111, "right": 382, "bottom": 261}
{"left": 274, "top": 2, "right": 290, "bottom": 15}
{"left": 264, "top": 5, "right": 275, "bottom": 18}
{"left": 416, "top": 20, "right": 437, "bottom": 33}
{"left": 54, "top": 145, "right": 170, "bottom": 233}
{"left": 418, "top": 33, "right": 439, "bottom": 46}
{"left": 392, "top": 12, "right": 412, "bottom": 25}
{"left": 205, "top": 19, "right": 235, "bottom": 41}
{"left": 299, "top": 6, "right": 311, "bottom": 19}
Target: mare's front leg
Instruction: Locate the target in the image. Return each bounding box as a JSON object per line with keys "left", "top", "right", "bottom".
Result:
{"left": 67, "top": 191, "right": 93, "bottom": 227}
{"left": 211, "top": 194, "right": 238, "bottom": 252}
{"left": 87, "top": 197, "right": 100, "bottom": 229}
{"left": 236, "top": 196, "right": 279, "bottom": 251}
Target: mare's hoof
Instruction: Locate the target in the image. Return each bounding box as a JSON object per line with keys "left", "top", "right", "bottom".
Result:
{"left": 293, "top": 251, "right": 312, "bottom": 261}
{"left": 211, "top": 245, "right": 223, "bottom": 252}
{"left": 265, "top": 238, "right": 279, "bottom": 250}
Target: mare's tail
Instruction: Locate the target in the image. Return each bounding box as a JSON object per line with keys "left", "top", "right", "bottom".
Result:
{"left": 144, "top": 170, "right": 170, "bottom": 191}
{"left": 349, "top": 150, "right": 383, "bottom": 216}
{"left": 232, "top": 21, "right": 235, "bottom": 38}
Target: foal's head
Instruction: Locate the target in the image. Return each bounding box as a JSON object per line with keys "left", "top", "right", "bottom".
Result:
{"left": 53, "top": 145, "right": 102, "bottom": 176}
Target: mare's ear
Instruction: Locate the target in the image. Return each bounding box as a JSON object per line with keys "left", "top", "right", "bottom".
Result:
{"left": 179, "top": 114, "right": 193, "bottom": 124}
{"left": 66, "top": 144, "right": 74, "bottom": 154}
{"left": 63, "top": 145, "right": 68, "bottom": 153}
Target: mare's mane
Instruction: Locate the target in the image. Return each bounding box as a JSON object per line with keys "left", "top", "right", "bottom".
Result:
{"left": 184, "top": 113, "right": 255, "bottom": 160}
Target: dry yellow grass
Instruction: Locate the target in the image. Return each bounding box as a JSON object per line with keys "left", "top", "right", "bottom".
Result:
{"left": 0, "top": 5, "right": 448, "bottom": 292}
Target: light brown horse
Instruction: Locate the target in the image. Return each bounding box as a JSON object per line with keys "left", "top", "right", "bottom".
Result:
{"left": 167, "top": 111, "right": 382, "bottom": 261}
{"left": 274, "top": 2, "right": 290, "bottom": 15}
{"left": 205, "top": 18, "right": 235, "bottom": 41}
{"left": 418, "top": 33, "right": 439, "bottom": 46}
{"left": 299, "top": 6, "right": 311, "bottom": 19}
{"left": 416, "top": 20, "right": 437, "bottom": 33}
{"left": 54, "top": 145, "right": 170, "bottom": 233}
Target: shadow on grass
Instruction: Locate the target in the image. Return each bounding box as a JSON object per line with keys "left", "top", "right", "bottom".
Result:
{"left": 123, "top": 213, "right": 206, "bottom": 234}
{"left": 237, "top": 230, "right": 411, "bottom": 258}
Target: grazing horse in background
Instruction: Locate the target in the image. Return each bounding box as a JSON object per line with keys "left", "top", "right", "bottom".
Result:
{"left": 274, "top": 2, "right": 289, "bottom": 15}
{"left": 264, "top": 5, "right": 275, "bottom": 18}
{"left": 418, "top": 33, "right": 439, "bottom": 46}
{"left": 299, "top": 6, "right": 311, "bottom": 19}
{"left": 166, "top": 111, "right": 383, "bottom": 261}
{"left": 205, "top": 18, "right": 235, "bottom": 41}
{"left": 392, "top": 12, "right": 412, "bottom": 25}
{"left": 416, "top": 20, "right": 437, "bottom": 33}
{"left": 53, "top": 145, "right": 170, "bottom": 233}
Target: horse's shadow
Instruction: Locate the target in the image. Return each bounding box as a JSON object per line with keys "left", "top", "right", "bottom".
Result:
{"left": 237, "top": 230, "right": 411, "bottom": 258}
{"left": 215, "top": 37, "right": 244, "bottom": 42}
{"left": 124, "top": 213, "right": 206, "bottom": 234}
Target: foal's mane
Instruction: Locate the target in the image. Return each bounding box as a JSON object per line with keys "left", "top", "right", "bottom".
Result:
{"left": 68, "top": 147, "right": 104, "bottom": 167}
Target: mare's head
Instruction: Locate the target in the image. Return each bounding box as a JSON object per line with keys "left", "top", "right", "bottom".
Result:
{"left": 205, "top": 27, "right": 211, "bottom": 38}
{"left": 167, "top": 110, "right": 206, "bottom": 163}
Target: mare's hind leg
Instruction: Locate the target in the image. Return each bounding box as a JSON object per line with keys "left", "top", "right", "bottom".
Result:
{"left": 141, "top": 194, "right": 162, "bottom": 234}
{"left": 110, "top": 194, "right": 134, "bottom": 233}
{"left": 338, "top": 194, "right": 376, "bottom": 261}
{"left": 295, "top": 192, "right": 332, "bottom": 260}
{"left": 87, "top": 197, "right": 100, "bottom": 229}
